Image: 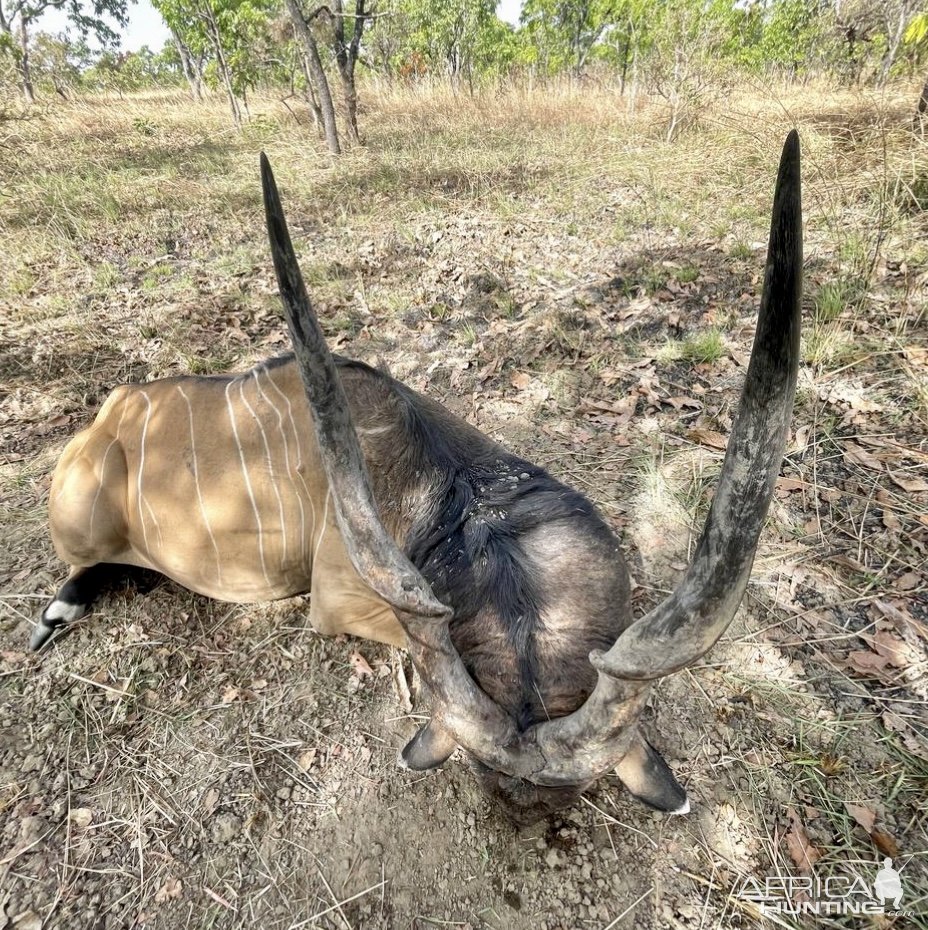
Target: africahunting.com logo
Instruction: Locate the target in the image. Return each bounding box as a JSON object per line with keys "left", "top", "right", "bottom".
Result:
{"left": 736, "top": 858, "right": 912, "bottom": 917}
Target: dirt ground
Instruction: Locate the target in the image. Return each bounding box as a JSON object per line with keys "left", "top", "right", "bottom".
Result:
{"left": 1, "top": 85, "right": 926, "bottom": 929}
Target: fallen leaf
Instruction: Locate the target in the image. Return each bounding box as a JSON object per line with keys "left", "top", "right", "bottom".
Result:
{"left": 220, "top": 686, "right": 240, "bottom": 704}
{"left": 894, "top": 572, "right": 921, "bottom": 592}
{"left": 843, "top": 650, "right": 897, "bottom": 682}
{"left": 665, "top": 396, "right": 703, "bottom": 410}
{"left": 845, "top": 802, "right": 877, "bottom": 833}
{"left": 154, "top": 877, "right": 183, "bottom": 903}
{"left": 842, "top": 443, "right": 884, "bottom": 472}
{"left": 888, "top": 471, "right": 928, "bottom": 493}
{"left": 349, "top": 651, "right": 374, "bottom": 679}
{"left": 687, "top": 427, "right": 727, "bottom": 451}
{"left": 10, "top": 910, "right": 41, "bottom": 930}
{"left": 0, "top": 650, "right": 27, "bottom": 663}
{"left": 790, "top": 424, "right": 811, "bottom": 455}
{"left": 578, "top": 396, "right": 636, "bottom": 418}
{"left": 866, "top": 631, "right": 910, "bottom": 668}
{"left": 829, "top": 553, "right": 869, "bottom": 575}
{"left": 871, "top": 830, "right": 900, "bottom": 858}
{"left": 785, "top": 807, "right": 822, "bottom": 874}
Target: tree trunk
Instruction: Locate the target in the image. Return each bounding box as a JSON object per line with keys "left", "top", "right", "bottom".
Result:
{"left": 619, "top": 38, "right": 629, "bottom": 95}
{"left": 879, "top": 0, "right": 912, "bottom": 88}
{"left": 172, "top": 28, "right": 203, "bottom": 102}
{"left": 286, "top": 0, "right": 341, "bottom": 154}
{"left": 300, "top": 50, "right": 325, "bottom": 134}
{"left": 916, "top": 72, "right": 928, "bottom": 122}
{"left": 332, "top": 0, "right": 366, "bottom": 144}
{"left": 18, "top": 16, "right": 35, "bottom": 104}
{"left": 201, "top": 1, "right": 241, "bottom": 127}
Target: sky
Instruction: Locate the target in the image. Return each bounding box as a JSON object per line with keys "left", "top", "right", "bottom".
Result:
{"left": 37, "top": 0, "right": 524, "bottom": 53}
{"left": 37, "top": 1, "right": 171, "bottom": 51}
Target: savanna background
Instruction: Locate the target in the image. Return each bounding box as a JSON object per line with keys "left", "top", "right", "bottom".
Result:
{"left": 1, "top": 1, "right": 927, "bottom": 928}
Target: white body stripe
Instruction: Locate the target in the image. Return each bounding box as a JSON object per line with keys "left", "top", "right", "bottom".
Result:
{"left": 178, "top": 385, "right": 223, "bottom": 584}
{"left": 88, "top": 394, "right": 129, "bottom": 544}
{"left": 313, "top": 489, "right": 331, "bottom": 566}
{"left": 265, "top": 366, "right": 316, "bottom": 560}
{"left": 256, "top": 367, "right": 308, "bottom": 566}
{"left": 225, "top": 381, "right": 270, "bottom": 585}
{"left": 137, "top": 391, "right": 154, "bottom": 555}
{"left": 239, "top": 377, "right": 288, "bottom": 568}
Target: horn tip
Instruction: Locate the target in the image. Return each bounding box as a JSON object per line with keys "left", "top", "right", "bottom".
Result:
{"left": 778, "top": 129, "right": 801, "bottom": 183}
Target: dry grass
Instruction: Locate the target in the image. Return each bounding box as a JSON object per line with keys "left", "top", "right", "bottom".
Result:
{"left": 1, "top": 80, "right": 926, "bottom": 929}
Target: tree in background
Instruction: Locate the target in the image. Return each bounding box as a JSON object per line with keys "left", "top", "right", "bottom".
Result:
{"left": 169, "top": 24, "right": 205, "bottom": 100}
{"left": 331, "top": 1, "right": 369, "bottom": 143}
{"left": 520, "top": 0, "right": 618, "bottom": 78}
{"left": 154, "top": 0, "right": 274, "bottom": 127}
{"left": 29, "top": 29, "right": 90, "bottom": 97}
{"left": 401, "top": 0, "right": 501, "bottom": 90}
{"left": 285, "top": 0, "right": 341, "bottom": 152}
{"left": 905, "top": 10, "right": 928, "bottom": 119}
{"left": 4, "top": 0, "right": 928, "bottom": 144}
{"left": 0, "top": 0, "right": 128, "bottom": 102}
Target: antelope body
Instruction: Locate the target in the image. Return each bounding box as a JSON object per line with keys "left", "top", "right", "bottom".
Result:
{"left": 37, "top": 134, "right": 803, "bottom": 825}
{"left": 47, "top": 358, "right": 409, "bottom": 645}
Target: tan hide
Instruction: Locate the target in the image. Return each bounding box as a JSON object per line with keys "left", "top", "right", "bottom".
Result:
{"left": 48, "top": 359, "right": 406, "bottom": 647}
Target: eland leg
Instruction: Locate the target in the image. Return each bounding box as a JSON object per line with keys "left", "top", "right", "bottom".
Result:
{"left": 33, "top": 563, "right": 156, "bottom": 650}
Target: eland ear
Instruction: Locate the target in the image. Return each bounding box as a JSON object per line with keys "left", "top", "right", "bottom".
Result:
{"left": 399, "top": 719, "right": 458, "bottom": 771}
{"left": 615, "top": 733, "right": 689, "bottom": 814}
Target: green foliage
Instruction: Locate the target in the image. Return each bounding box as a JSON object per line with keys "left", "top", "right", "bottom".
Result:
{"left": 753, "top": 0, "right": 836, "bottom": 74}
{"left": 30, "top": 32, "right": 91, "bottom": 92}
{"left": 520, "top": 0, "right": 623, "bottom": 75}
{"left": 399, "top": 0, "right": 506, "bottom": 83}
{"left": 0, "top": 0, "right": 129, "bottom": 51}
{"left": 905, "top": 11, "right": 928, "bottom": 46}
{"left": 4, "top": 0, "right": 925, "bottom": 111}
{"left": 83, "top": 43, "right": 184, "bottom": 93}
{"left": 152, "top": 0, "right": 274, "bottom": 121}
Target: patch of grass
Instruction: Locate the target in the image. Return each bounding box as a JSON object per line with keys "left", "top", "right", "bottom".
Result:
{"left": 93, "top": 260, "right": 121, "bottom": 291}
{"left": 457, "top": 320, "right": 478, "bottom": 346}
{"left": 658, "top": 327, "right": 726, "bottom": 365}
{"left": 179, "top": 348, "right": 241, "bottom": 374}
{"left": 638, "top": 265, "right": 669, "bottom": 295}
{"left": 729, "top": 240, "right": 753, "bottom": 260}
{"left": 141, "top": 262, "right": 173, "bottom": 292}
{"left": 803, "top": 323, "right": 858, "bottom": 369}
{"left": 814, "top": 278, "right": 862, "bottom": 324}
{"left": 215, "top": 246, "right": 260, "bottom": 279}
{"left": 8, "top": 265, "right": 35, "bottom": 296}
